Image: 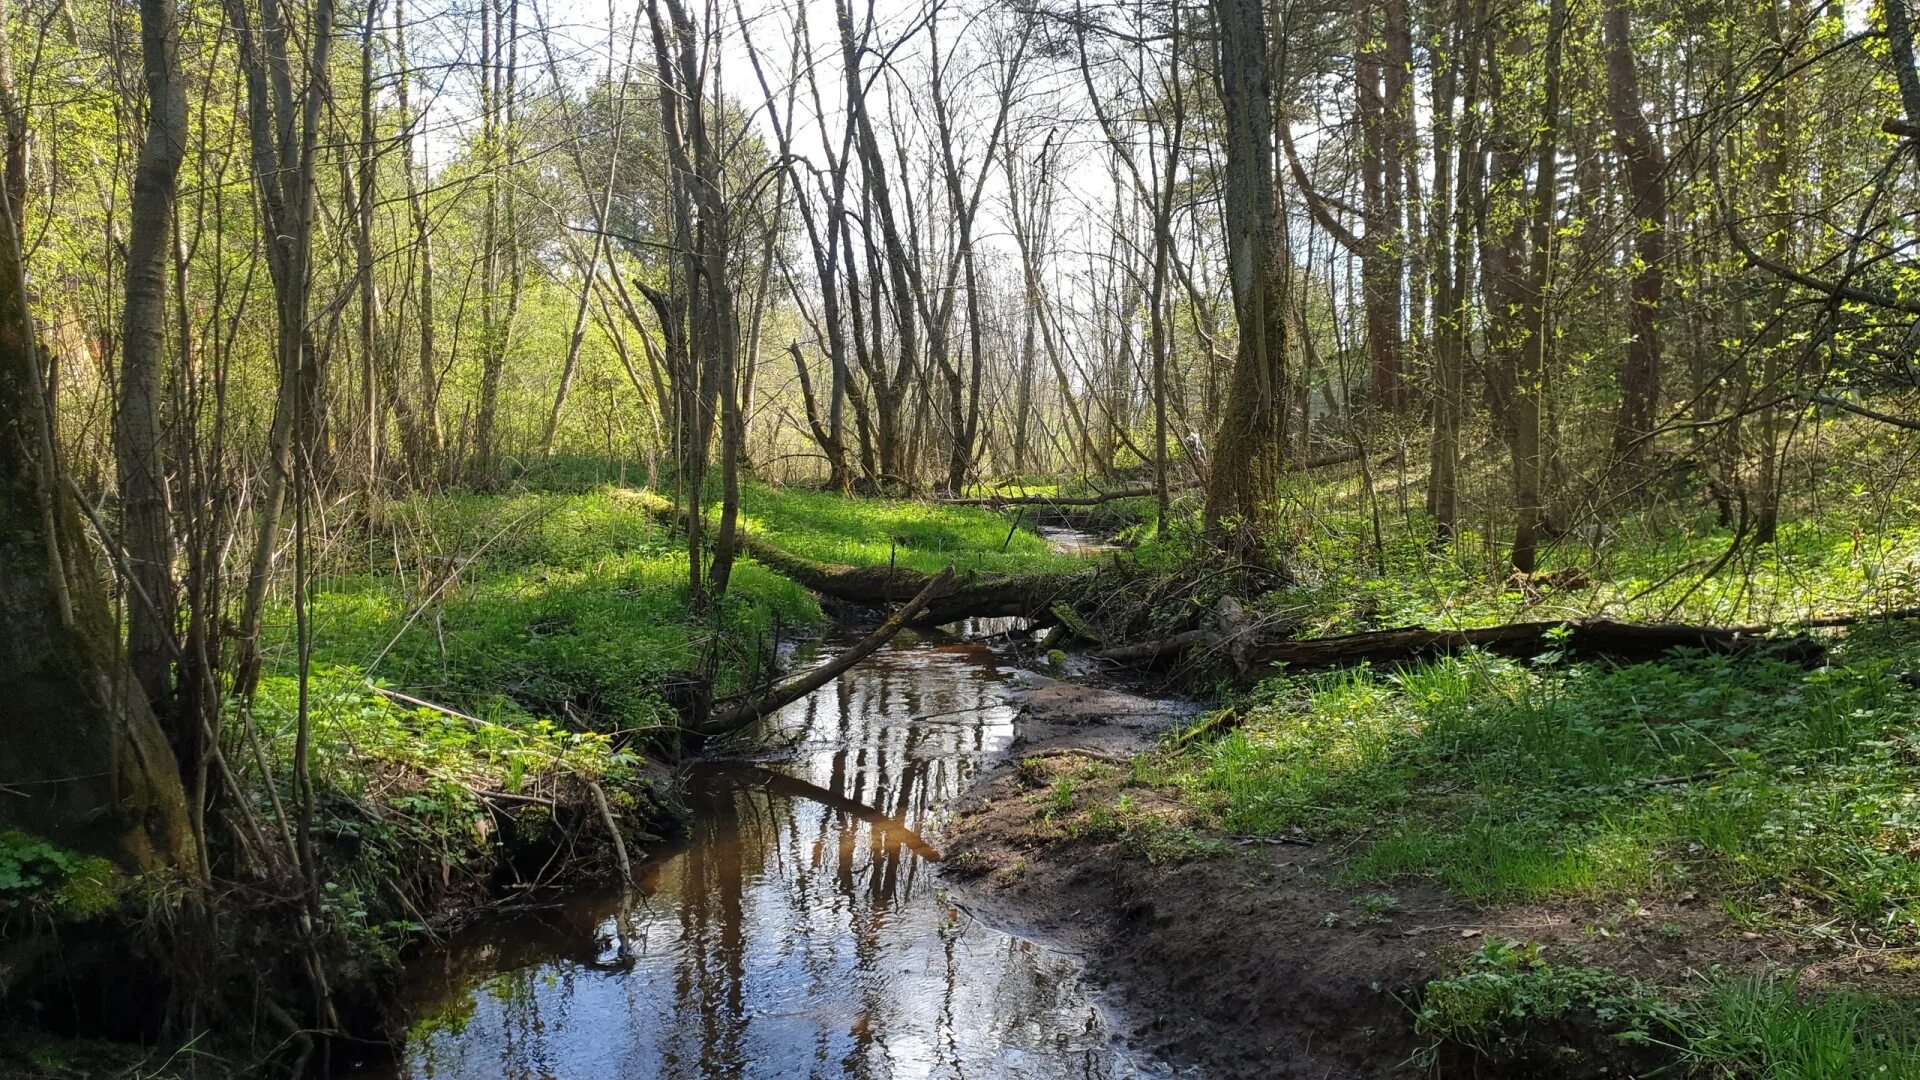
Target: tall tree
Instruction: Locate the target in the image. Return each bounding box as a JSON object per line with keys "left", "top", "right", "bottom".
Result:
{"left": 1204, "top": 0, "right": 1294, "bottom": 555}
{"left": 1509, "top": 0, "right": 1566, "bottom": 574}
{"left": 226, "top": 0, "right": 337, "bottom": 694}
{"left": 0, "top": 9, "right": 193, "bottom": 869}
{"left": 117, "top": 0, "right": 188, "bottom": 719}
{"left": 1605, "top": 0, "right": 1667, "bottom": 465}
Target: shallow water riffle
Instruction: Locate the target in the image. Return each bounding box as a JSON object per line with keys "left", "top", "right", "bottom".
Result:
{"left": 348, "top": 630, "right": 1157, "bottom": 1080}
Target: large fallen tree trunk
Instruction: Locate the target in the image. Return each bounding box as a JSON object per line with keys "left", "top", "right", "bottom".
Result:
{"left": 635, "top": 493, "right": 1087, "bottom": 624}
{"left": 732, "top": 528, "right": 1084, "bottom": 624}
{"left": 936, "top": 452, "right": 1384, "bottom": 509}
{"left": 936, "top": 485, "right": 1166, "bottom": 508}
{"left": 1088, "top": 612, "right": 1920, "bottom": 673}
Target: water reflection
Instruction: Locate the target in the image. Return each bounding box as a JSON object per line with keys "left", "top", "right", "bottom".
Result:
{"left": 372, "top": 631, "right": 1139, "bottom": 1080}
{"left": 1038, "top": 526, "right": 1120, "bottom": 559}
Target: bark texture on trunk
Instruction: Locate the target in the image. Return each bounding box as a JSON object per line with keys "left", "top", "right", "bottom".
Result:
{"left": 1203, "top": 0, "right": 1292, "bottom": 556}
{"left": 1605, "top": 0, "right": 1666, "bottom": 463}
{"left": 0, "top": 136, "right": 192, "bottom": 870}
{"left": 117, "top": 0, "right": 188, "bottom": 721}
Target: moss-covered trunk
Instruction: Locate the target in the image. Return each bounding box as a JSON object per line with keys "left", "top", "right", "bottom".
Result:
{"left": 0, "top": 142, "right": 193, "bottom": 872}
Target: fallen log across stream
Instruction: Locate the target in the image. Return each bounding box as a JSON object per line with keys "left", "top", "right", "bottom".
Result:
{"left": 1092, "top": 607, "right": 1920, "bottom": 674}
{"left": 636, "top": 495, "right": 1090, "bottom": 625}
{"left": 934, "top": 451, "right": 1387, "bottom": 509}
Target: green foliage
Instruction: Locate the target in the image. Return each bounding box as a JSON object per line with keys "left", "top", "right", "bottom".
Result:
{"left": 0, "top": 832, "right": 119, "bottom": 919}
{"left": 244, "top": 666, "right": 646, "bottom": 964}
{"left": 1669, "top": 972, "right": 1920, "bottom": 1078}
{"left": 1155, "top": 635, "right": 1920, "bottom": 938}
{"left": 1414, "top": 939, "right": 1668, "bottom": 1060}
{"left": 287, "top": 489, "right": 820, "bottom": 737}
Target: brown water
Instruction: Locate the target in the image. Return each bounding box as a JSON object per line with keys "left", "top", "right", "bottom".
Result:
{"left": 361, "top": 628, "right": 1153, "bottom": 1080}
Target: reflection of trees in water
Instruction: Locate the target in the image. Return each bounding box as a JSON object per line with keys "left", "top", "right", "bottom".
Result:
{"left": 667, "top": 776, "right": 749, "bottom": 1076}
{"left": 399, "top": 638, "right": 1122, "bottom": 1080}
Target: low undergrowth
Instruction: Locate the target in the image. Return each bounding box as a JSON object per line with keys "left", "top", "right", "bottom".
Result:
{"left": 290, "top": 489, "right": 822, "bottom": 737}
{"left": 1140, "top": 621, "right": 1920, "bottom": 1073}
{"left": 1161, "top": 631, "right": 1920, "bottom": 935}
{"left": 1416, "top": 941, "right": 1920, "bottom": 1078}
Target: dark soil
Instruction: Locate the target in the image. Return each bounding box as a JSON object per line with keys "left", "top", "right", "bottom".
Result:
{"left": 938, "top": 678, "right": 1810, "bottom": 1079}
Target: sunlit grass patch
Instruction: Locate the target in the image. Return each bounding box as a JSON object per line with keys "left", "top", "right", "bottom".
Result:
{"left": 277, "top": 489, "right": 822, "bottom": 742}
{"left": 1154, "top": 637, "right": 1920, "bottom": 939}
{"left": 737, "top": 483, "right": 1084, "bottom": 576}
{"left": 1669, "top": 972, "right": 1920, "bottom": 1078}
{"left": 1416, "top": 943, "right": 1920, "bottom": 1075}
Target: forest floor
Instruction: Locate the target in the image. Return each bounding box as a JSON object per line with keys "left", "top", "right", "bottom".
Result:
{"left": 941, "top": 450, "right": 1920, "bottom": 1078}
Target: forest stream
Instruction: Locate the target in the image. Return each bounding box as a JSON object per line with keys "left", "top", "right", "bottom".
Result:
{"left": 341, "top": 534, "right": 1153, "bottom": 1080}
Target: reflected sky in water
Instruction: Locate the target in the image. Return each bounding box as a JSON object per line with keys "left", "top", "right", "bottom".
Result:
{"left": 374, "top": 631, "right": 1141, "bottom": 1080}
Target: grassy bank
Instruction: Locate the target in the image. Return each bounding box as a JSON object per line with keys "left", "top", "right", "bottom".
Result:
{"left": 230, "top": 479, "right": 1076, "bottom": 974}
{"left": 1020, "top": 441, "right": 1920, "bottom": 1075}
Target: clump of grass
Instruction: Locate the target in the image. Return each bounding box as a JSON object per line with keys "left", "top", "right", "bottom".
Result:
{"left": 1413, "top": 939, "right": 1671, "bottom": 1063}
{"left": 1671, "top": 972, "right": 1920, "bottom": 1078}
{"left": 1415, "top": 941, "right": 1920, "bottom": 1076}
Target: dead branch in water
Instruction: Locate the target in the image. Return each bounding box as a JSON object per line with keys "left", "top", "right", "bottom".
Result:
{"left": 700, "top": 565, "right": 955, "bottom": 737}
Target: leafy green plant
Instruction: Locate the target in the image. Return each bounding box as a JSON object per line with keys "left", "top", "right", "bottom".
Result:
{"left": 0, "top": 832, "right": 119, "bottom": 918}
{"left": 1414, "top": 940, "right": 1668, "bottom": 1062}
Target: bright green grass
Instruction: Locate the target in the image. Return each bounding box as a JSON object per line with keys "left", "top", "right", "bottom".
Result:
{"left": 1129, "top": 425, "right": 1920, "bottom": 633}
{"left": 736, "top": 483, "right": 1086, "bottom": 576}
{"left": 1134, "top": 501, "right": 1920, "bottom": 635}
{"left": 272, "top": 482, "right": 1077, "bottom": 737}
{"left": 1415, "top": 942, "right": 1920, "bottom": 1076}
{"left": 1672, "top": 972, "right": 1920, "bottom": 1078}
{"left": 1153, "top": 629, "right": 1920, "bottom": 938}
{"left": 269, "top": 490, "right": 820, "bottom": 737}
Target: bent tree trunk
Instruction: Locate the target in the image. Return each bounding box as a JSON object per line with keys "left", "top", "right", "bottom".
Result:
{"left": 0, "top": 185, "right": 193, "bottom": 871}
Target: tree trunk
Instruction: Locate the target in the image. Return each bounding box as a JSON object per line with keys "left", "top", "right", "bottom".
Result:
{"left": 117, "top": 0, "right": 187, "bottom": 720}
{"left": 226, "top": 0, "right": 337, "bottom": 696}
{"left": 1204, "top": 0, "right": 1293, "bottom": 556}
{"left": 1604, "top": 0, "right": 1666, "bottom": 465}
{"left": 1509, "top": 0, "right": 1564, "bottom": 575}
{"left": 0, "top": 47, "right": 192, "bottom": 868}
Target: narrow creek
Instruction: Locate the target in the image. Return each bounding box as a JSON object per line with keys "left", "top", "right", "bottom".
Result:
{"left": 349, "top": 552, "right": 1153, "bottom": 1078}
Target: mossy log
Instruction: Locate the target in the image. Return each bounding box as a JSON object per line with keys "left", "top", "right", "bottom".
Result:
{"left": 1091, "top": 615, "right": 1864, "bottom": 673}
{"left": 637, "top": 495, "right": 1089, "bottom": 625}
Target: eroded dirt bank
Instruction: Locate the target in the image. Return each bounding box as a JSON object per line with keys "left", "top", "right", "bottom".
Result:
{"left": 937, "top": 678, "right": 1702, "bottom": 1079}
